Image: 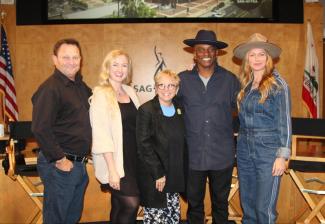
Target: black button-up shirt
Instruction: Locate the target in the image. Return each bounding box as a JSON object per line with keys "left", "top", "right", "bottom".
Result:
{"left": 32, "top": 69, "right": 92, "bottom": 162}
{"left": 177, "top": 65, "right": 240, "bottom": 170}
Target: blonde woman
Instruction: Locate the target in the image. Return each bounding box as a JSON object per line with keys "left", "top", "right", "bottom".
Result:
{"left": 90, "top": 50, "right": 140, "bottom": 223}
{"left": 234, "top": 33, "right": 291, "bottom": 224}
{"left": 136, "top": 70, "right": 186, "bottom": 223}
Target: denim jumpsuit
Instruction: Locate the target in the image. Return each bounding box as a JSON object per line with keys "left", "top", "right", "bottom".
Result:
{"left": 237, "top": 71, "right": 291, "bottom": 224}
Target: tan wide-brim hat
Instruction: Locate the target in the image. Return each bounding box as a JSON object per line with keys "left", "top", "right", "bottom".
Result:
{"left": 233, "top": 33, "right": 281, "bottom": 59}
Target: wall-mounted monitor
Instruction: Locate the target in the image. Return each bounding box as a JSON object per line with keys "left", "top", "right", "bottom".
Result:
{"left": 16, "top": 0, "right": 304, "bottom": 25}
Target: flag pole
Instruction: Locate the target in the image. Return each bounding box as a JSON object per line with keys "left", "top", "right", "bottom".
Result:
{"left": 0, "top": 11, "right": 5, "bottom": 124}
{"left": 0, "top": 4, "right": 6, "bottom": 24}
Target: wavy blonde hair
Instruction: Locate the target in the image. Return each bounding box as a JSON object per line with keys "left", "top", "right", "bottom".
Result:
{"left": 237, "top": 51, "right": 278, "bottom": 110}
{"left": 94, "top": 50, "right": 133, "bottom": 112}
{"left": 99, "top": 49, "right": 132, "bottom": 86}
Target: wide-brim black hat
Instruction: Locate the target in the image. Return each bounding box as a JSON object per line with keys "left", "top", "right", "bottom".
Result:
{"left": 183, "top": 29, "right": 228, "bottom": 49}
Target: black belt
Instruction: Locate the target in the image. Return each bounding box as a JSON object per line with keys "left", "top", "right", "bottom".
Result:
{"left": 64, "top": 153, "right": 88, "bottom": 163}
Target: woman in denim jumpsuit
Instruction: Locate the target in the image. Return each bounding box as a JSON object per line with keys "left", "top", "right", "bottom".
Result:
{"left": 233, "top": 33, "right": 292, "bottom": 224}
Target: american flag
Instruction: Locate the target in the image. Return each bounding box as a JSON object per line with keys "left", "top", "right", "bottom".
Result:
{"left": 0, "top": 25, "right": 18, "bottom": 121}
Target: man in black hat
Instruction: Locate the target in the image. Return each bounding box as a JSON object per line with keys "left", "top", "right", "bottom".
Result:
{"left": 177, "top": 30, "right": 240, "bottom": 224}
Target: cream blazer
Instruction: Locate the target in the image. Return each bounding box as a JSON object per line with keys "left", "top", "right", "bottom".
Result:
{"left": 89, "top": 84, "right": 140, "bottom": 184}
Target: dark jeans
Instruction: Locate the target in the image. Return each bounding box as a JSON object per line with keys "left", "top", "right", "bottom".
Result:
{"left": 186, "top": 167, "right": 233, "bottom": 224}
{"left": 237, "top": 133, "right": 281, "bottom": 224}
{"left": 37, "top": 152, "right": 89, "bottom": 224}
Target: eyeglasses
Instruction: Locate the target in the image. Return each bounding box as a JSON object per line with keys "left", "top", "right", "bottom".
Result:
{"left": 156, "top": 83, "right": 178, "bottom": 90}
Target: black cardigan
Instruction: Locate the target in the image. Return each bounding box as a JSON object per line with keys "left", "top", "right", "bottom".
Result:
{"left": 136, "top": 95, "right": 186, "bottom": 208}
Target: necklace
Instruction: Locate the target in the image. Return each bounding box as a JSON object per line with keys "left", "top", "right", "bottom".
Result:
{"left": 116, "top": 89, "right": 125, "bottom": 96}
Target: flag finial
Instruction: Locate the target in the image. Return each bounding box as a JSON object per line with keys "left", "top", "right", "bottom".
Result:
{"left": 0, "top": 10, "right": 6, "bottom": 23}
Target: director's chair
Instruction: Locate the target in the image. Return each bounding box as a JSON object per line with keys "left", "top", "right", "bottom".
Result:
{"left": 301, "top": 178, "right": 325, "bottom": 224}
{"left": 289, "top": 118, "right": 325, "bottom": 224}
{"left": 5, "top": 121, "right": 43, "bottom": 224}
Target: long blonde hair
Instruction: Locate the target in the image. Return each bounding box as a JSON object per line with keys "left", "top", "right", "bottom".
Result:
{"left": 237, "top": 51, "right": 278, "bottom": 110}
{"left": 99, "top": 49, "right": 132, "bottom": 87}
{"left": 94, "top": 50, "right": 133, "bottom": 111}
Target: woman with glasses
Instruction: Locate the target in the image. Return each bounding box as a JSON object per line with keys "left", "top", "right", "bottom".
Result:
{"left": 136, "top": 69, "right": 186, "bottom": 223}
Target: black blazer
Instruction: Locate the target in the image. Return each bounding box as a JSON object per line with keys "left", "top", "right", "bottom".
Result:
{"left": 136, "top": 95, "right": 186, "bottom": 208}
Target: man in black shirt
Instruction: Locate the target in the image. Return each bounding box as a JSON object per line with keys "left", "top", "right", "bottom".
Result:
{"left": 32, "top": 38, "right": 92, "bottom": 224}
{"left": 177, "top": 30, "right": 240, "bottom": 224}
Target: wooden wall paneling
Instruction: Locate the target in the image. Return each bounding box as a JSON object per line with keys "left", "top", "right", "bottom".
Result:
{"left": 14, "top": 18, "right": 323, "bottom": 119}
{"left": 2, "top": 3, "right": 323, "bottom": 120}
{"left": 322, "top": 38, "right": 325, "bottom": 118}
